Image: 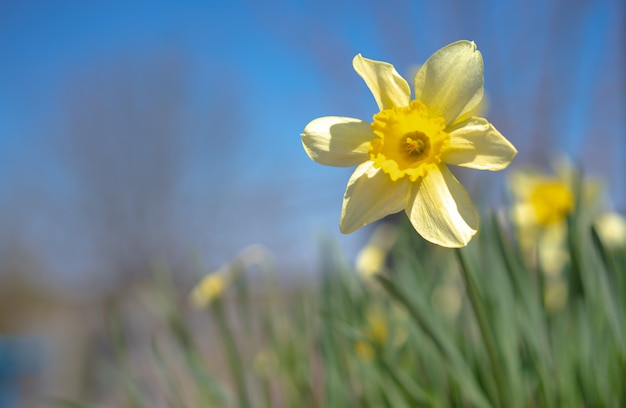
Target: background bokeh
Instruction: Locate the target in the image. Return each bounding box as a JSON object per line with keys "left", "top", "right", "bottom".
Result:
{"left": 0, "top": 0, "right": 624, "bottom": 402}
{"left": 1, "top": 0, "right": 623, "bottom": 295}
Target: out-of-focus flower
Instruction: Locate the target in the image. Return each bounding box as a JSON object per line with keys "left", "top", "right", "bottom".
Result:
{"left": 190, "top": 269, "right": 229, "bottom": 308}
{"left": 594, "top": 212, "right": 626, "bottom": 248}
{"left": 354, "top": 307, "right": 407, "bottom": 361}
{"left": 253, "top": 348, "right": 280, "bottom": 379}
{"left": 354, "top": 340, "right": 376, "bottom": 361}
{"left": 509, "top": 157, "right": 602, "bottom": 229}
{"left": 190, "top": 244, "right": 274, "bottom": 308}
{"left": 510, "top": 171, "right": 572, "bottom": 230}
{"left": 355, "top": 223, "right": 397, "bottom": 279}
{"left": 302, "top": 41, "right": 517, "bottom": 248}
{"left": 508, "top": 157, "right": 602, "bottom": 276}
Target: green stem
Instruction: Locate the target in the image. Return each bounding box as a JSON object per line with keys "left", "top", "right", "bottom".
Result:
{"left": 566, "top": 215, "right": 585, "bottom": 300}
{"left": 212, "top": 298, "right": 251, "bottom": 408}
{"left": 377, "top": 357, "right": 436, "bottom": 406}
{"left": 375, "top": 274, "right": 491, "bottom": 408}
{"left": 456, "top": 248, "right": 507, "bottom": 408}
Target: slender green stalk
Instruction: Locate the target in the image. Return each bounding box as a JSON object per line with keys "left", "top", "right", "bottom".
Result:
{"left": 377, "top": 357, "right": 436, "bottom": 406}
{"left": 150, "top": 336, "right": 186, "bottom": 408}
{"left": 156, "top": 268, "right": 228, "bottom": 406}
{"left": 589, "top": 225, "right": 626, "bottom": 357}
{"left": 590, "top": 225, "right": 618, "bottom": 284}
{"left": 376, "top": 274, "right": 491, "bottom": 408}
{"left": 566, "top": 215, "right": 585, "bottom": 300}
{"left": 211, "top": 297, "right": 251, "bottom": 408}
{"left": 455, "top": 248, "right": 507, "bottom": 408}
{"left": 105, "top": 302, "right": 146, "bottom": 408}
{"left": 376, "top": 275, "right": 445, "bottom": 356}
{"left": 490, "top": 213, "right": 523, "bottom": 299}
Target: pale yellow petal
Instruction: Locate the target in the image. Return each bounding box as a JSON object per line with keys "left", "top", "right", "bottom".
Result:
{"left": 538, "top": 223, "right": 569, "bottom": 276}
{"left": 443, "top": 117, "right": 517, "bottom": 170}
{"left": 190, "top": 270, "right": 229, "bottom": 308}
{"left": 355, "top": 244, "right": 387, "bottom": 278}
{"left": 414, "top": 40, "right": 484, "bottom": 126}
{"left": 353, "top": 54, "right": 411, "bottom": 111}
{"left": 406, "top": 165, "right": 478, "bottom": 247}
{"left": 302, "top": 116, "right": 375, "bottom": 166}
{"left": 340, "top": 162, "right": 411, "bottom": 233}
{"left": 595, "top": 212, "right": 626, "bottom": 248}
{"left": 507, "top": 167, "right": 545, "bottom": 201}
{"left": 511, "top": 203, "right": 540, "bottom": 228}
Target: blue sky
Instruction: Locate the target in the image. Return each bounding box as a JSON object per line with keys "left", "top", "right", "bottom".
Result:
{"left": 0, "top": 0, "right": 623, "bottom": 293}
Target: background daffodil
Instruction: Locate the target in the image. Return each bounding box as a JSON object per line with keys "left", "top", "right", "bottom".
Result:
{"left": 302, "top": 40, "right": 517, "bottom": 247}
{"left": 508, "top": 156, "right": 604, "bottom": 275}
{"left": 190, "top": 244, "right": 274, "bottom": 308}
{"left": 354, "top": 222, "right": 397, "bottom": 279}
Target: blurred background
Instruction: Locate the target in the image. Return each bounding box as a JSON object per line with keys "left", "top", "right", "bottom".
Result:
{"left": 0, "top": 0, "right": 624, "bottom": 405}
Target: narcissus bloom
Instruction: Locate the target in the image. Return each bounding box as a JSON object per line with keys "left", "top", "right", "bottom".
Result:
{"left": 302, "top": 41, "right": 517, "bottom": 247}
{"left": 355, "top": 223, "right": 397, "bottom": 279}
{"left": 354, "top": 306, "right": 407, "bottom": 361}
{"left": 508, "top": 157, "right": 603, "bottom": 275}
{"left": 508, "top": 157, "right": 602, "bottom": 231}
{"left": 190, "top": 244, "right": 274, "bottom": 308}
{"left": 190, "top": 270, "right": 228, "bottom": 308}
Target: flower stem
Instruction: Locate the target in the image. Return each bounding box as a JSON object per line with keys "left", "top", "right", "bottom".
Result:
{"left": 456, "top": 248, "right": 507, "bottom": 408}
{"left": 212, "top": 297, "right": 251, "bottom": 408}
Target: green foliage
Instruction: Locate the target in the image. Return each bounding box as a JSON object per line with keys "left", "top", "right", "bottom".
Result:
{"left": 80, "top": 206, "right": 625, "bottom": 407}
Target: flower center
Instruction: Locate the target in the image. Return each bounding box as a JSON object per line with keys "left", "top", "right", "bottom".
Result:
{"left": 402, "top": 133, "right": 429, "bottom": 157}
{"left": 530, "top": 180, "right": 574, "bottom": 226}
{"left": 369, "top": 100, "right": 449, "bottom": 181}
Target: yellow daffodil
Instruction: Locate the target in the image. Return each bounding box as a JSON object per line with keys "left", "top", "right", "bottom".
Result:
{"left": 354, "top": 222, "right": 397, "bottom": 279}
{"left": 302, "top": 41, "right": 517, "bottom": 247}
{"left": 190, "top": 244, "right": 274, "bottom": 308}
{"left": 508, "top": 157, "right": 603, "bottom": 275}
{"left": 509, "top": 157, "right": 603, "bottom": 229}
{"left": 190, "top": 268, "right": 230, "bottom": 308}
{"left": 510, "top": 173, "right": 574, "bottom": 230}
{"left": 354, "top": 307, "right": 407, "bottom": 361}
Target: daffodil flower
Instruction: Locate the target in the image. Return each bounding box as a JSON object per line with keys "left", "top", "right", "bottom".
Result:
{"left": 354, "top": 306, "right": 407, "bottom": 361}
{"left": 355, "top": 222, "right": 397, "bottom": 279}
{"left": 509, "top": 170, "right": 575, "bottom": 229}
{"left": 302, "top": 41, "right": 517, "bottom": 247}
{"left": 508, "top": 157, "right": 603, "bottom": 275}
{"left": 508, "top": 157, "right": 603, "bottom": 232}
{"left": 190, "top": 244, "right": 274, "bottom": 308}
{"left": 190, "top": 269, "right": 229, "bottom": 308}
